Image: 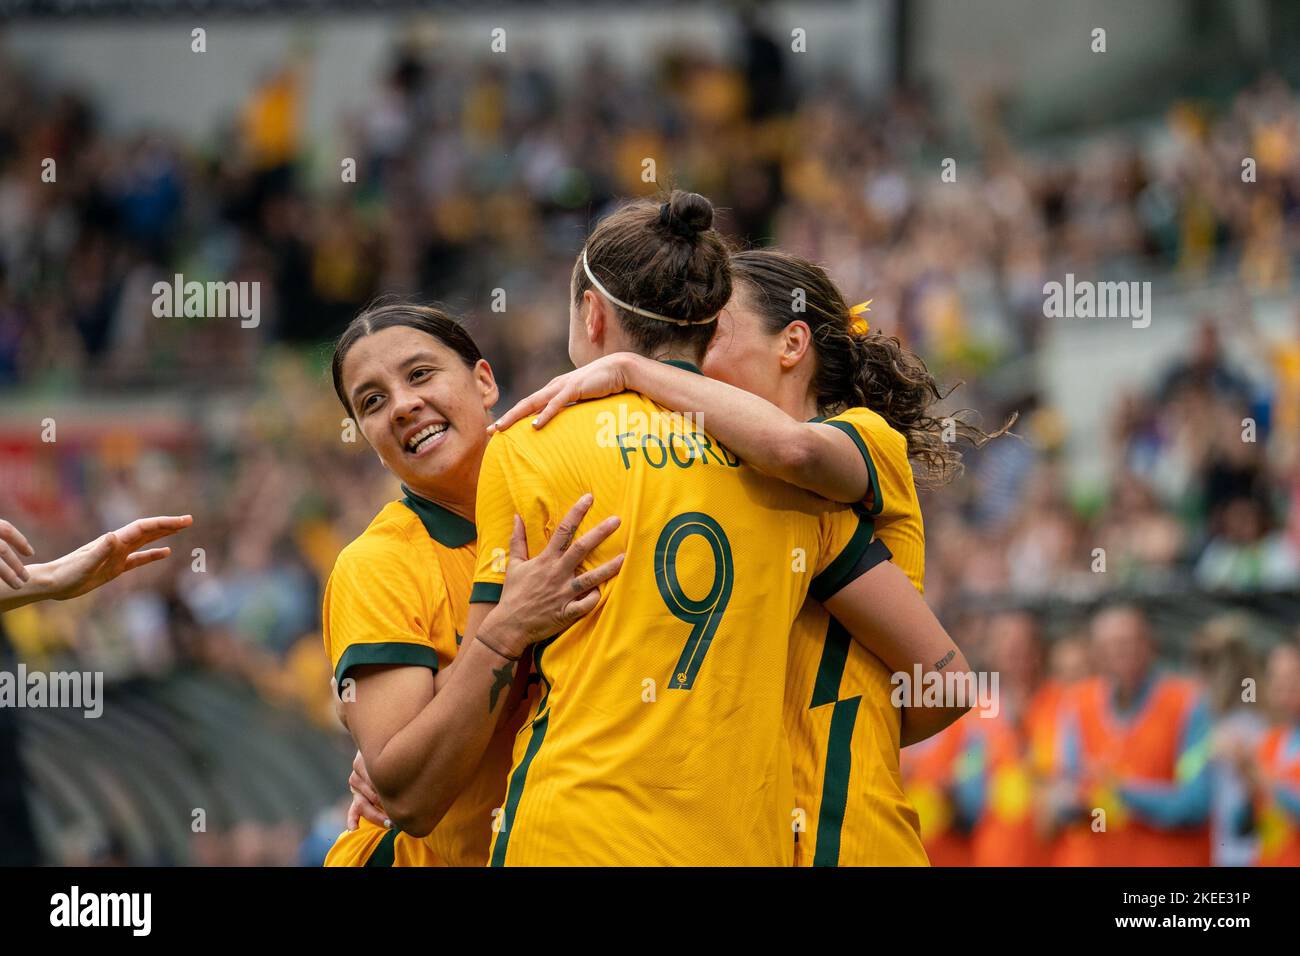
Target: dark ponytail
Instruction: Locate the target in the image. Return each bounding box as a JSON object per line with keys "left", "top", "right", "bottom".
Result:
{"left": 331, "top": 299, "right": 483, "bottom": 416}
{"left": 572, "top": 190, "right": 731, "bottom": 362}
{"left": 730, "top": 249, "right": 1014, "bottom": 486}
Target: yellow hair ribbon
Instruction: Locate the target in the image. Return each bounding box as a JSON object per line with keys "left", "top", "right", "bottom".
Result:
{"left": 848, "top": 299, "right": 872, "bottom": 335}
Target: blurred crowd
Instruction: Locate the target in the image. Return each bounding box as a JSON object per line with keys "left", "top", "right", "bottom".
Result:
{"left": 921, "top": 311, "right": 1300, "bottom": 609}
{"left": 901, "top": 605, "right": 1300, "bottom": 868}
{"left": 0, "top": 13, "right": 1297, "bottom": 864}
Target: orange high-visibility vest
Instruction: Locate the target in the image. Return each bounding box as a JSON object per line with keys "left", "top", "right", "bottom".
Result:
{"left": 971, "top": 686, "right": 1060, "bottom": 867}
{"left": 1064, "top": 675, "right": 1210, "bottom": 867}
{"left": 1255, "top": 725, "right": 1300, "bottom": 867}
{"left": 902, "top": 719, "right": 975, "bottom": 867}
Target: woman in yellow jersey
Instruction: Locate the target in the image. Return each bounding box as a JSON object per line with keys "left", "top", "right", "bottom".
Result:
{"left": 465, "top": 192, "right": 972, "bottom": 866}
{"left": 495, "top": 248, "right": 1009, "bottom": 865}
{"left": 322, "top": 301, "right": 624, "bottom": 867}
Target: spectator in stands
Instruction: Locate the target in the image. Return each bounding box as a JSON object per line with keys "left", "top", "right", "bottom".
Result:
{"left": 1053, "top": 605, "right": 1212, "bottom": 866}
{"left": 1195, "top": 496, "right": 1300, "bottom": 590}
{"left": 1157, "top": 319, "right": 1253, "bottom": 407}
{"left": 1093, "top": 473, "right": 1185, "bottom": 581}
{"left": 964, "top": 611, "right": 1057, "bottom": 866}
{"left": 1235, "top": 637, "right": 1300, "bottom": 866}
{"left": 1192, "top": 615, "right": 1264, "bottom": 866}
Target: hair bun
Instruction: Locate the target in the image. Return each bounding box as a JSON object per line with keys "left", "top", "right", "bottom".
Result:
{"left": 660, "top": 190, "right": 714, "bottom": 241}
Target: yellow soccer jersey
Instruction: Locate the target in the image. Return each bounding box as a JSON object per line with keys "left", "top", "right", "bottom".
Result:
{"left": 786, "top": 406, "right": 929, "bottom": 866}
{"left": 324, "top": 818, "right": 441, "bottom": 868}
{"left": 321, "top": 489, "right": 520, "bottom": 867}
{"left": 823, "top": 406, "right": 924, "bottom": 592}
{"left": 471, "top": 365, "right": 884, "bottom": 866}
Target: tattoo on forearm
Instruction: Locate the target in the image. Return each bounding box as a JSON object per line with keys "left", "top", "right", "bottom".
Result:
{"left": 934, "top": 649, "right": 956, "bottom": 671}
{"left": 489, "top": 661, "right": 516, "bottom": 712}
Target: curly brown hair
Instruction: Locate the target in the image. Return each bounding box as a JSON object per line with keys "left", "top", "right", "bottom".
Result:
{"left": 730, "top": 249, "right": 1014, "bottom": 486}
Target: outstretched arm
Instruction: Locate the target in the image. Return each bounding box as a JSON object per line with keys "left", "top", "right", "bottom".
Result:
{"left": 491, "top": 352, "right": 870, "bottom": 504}
{"left": 0, "top": 515, "right": 193, "bottom": 612}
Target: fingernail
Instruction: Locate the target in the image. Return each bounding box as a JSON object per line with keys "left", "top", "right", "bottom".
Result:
{"left": 383, "top": 818, "right": 392, "bottom": 829}
{"left": 531, "top": 418, "right": 539, "bottom": 427}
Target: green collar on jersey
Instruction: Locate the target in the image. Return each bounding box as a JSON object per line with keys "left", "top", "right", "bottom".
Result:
{"left": 659, "top": 359, "right": 703, "bottom": 375}
{"left": 400, "top": 485, "right": 476, "bottom": 548}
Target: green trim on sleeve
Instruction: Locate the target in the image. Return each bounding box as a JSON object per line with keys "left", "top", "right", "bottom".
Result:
{"left": 469, "top": 581, "right": 504, "bottom": 604}
{"left": 334, "top": 642, "right": 439, "bottom": 691}
{"left": 821, "top": 536, "right": 892, "bottom": 602}
{"left": 821, "top": 419, "right": 883, "bottom": 517}
{"left": 810, "top": 518, "right": 892, "bottom": 602}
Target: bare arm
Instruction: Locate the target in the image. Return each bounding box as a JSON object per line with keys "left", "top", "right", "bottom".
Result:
{"left": 342, "top": 499, "right": 622, "bottom": 836}
{"left": 340, "top": 620, "right": 517, "bottom": 831}
{"left": 491, "top": 352, "right": 870, "bottom": 504}
{"left": 822, "top": 560, "right": 971, "bottom": 747}
{"left": 345, "top": 604, "right": 526, "bottom": 836}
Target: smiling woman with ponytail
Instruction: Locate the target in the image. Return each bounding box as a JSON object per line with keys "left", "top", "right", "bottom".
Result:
{"left": 494, "top": 243, "right": 1004, "bottom": 866}
{"left": 318, "top": 300, "right": 625, "bottom": 868}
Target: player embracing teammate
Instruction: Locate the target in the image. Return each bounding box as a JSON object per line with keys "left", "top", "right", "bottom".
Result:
{"left": 325, "top": 190, "right": 977, "bottom": 866}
